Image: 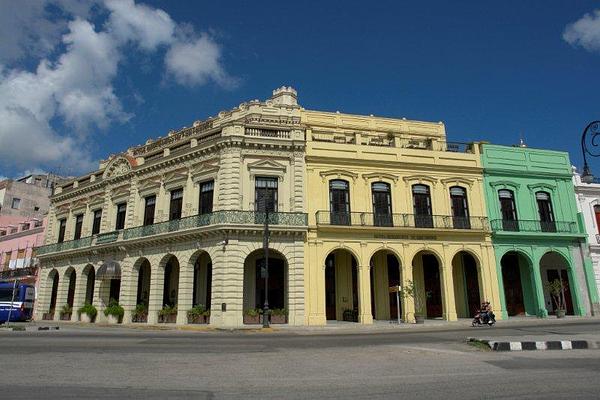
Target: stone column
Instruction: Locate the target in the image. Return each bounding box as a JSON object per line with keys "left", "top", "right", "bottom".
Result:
{"left": 531, "top": 265, "right": 548, "bottom": 317}
{"left": 53, "top": 270, "right": 68, "bottom": 321}
{"left": 401, "top": 264, "right": 416, "bottom": 323}
{"left": 93, "top": 278, "right": 107, "bottom": 323}
{"left": 70, "top": 269, "right": 87, "bottom": 322}
{"left": 441, "top": 265, "right": 458, "bottom": 321}
{"left": 147, "top": 264, "right": 165, "bottom": 324}
{"left": 119, "top": 264, "right": 136, "bottom": 323}
{"left": 177, "top": 259, "right": 194, "bottom": 325}
{"left": 357, "top": 265, "right": 373, "bottom": 324}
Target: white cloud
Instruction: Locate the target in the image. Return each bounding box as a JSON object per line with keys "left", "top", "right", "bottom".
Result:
{"left": 0, "top": 0, "right": 97, "bottom": 64}
{"left": 104, "top": 0, "right": 175, "bottom": 50}
{"left": 0, "top": 0, "right": 235, "bottom": 174}
{"left": 165, "top": 35, "right": 236, "bottom": 88}
{"left": 564, "top": 9, "right": 600, "bottom": 52}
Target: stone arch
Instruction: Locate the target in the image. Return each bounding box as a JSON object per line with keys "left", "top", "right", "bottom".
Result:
{"left": 161, "top": 254, "right": 179, "bottom": 308}
{"left": 451, "top": 251, "right": 482, "bottom": 318}
{"left": 189, "top": 250, "right": 213, "bottom": 310}
{"left": 539, "top": 251, "right": 577, "bottom": 316}
{"left": 64, "top": 267, "right": 77, "bottom": 310}
{"left": 323, "top": 248, "right": 359, "bottom": 322}
{"left": 499, "top": 250, "right": 537, "bottom": 316}
{"left": 132, "top": 257, "right": 151, "bottom": 316}
{"left": 320, "top": 244, "right": 362, "bottom": 269}
{"left": 243, "top": 248, "right": 289, "bottom": 324}
{"left": 46, "top": 269, "right": 60, "bottom": 318}
{"left": 411, "top": 249, "right": 443, "bottom": 319}
{"left": 369, "top": 249, "right": 402, "bottom": 321}
{"left": 82, "top": 264, "right": 95, "bottom": 305}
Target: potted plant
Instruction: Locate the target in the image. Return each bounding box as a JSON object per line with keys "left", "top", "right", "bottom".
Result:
{"left": 78, "top": 303, "right": 97, "bottom": 323}
{"left": 400, "top": 280, "right": 426, "bottom": 324}
{"left": 243, "top": 308, "right": 260, "bottom": 324}
{"left": 132, "top": 303, "right": 148, "bottom": 323}
{"left": 60, "top": 304, "right": 72, "bottom": 321}
{"left": 270, "top": 308, "right": 288, "bottom": 324}
{"left": 158, "top": 304, "right": 177, "bottom": 323}
{"left": 545, "top": 279, "right": 567, "bottom": 318}
{"left": 104, "top": 299, "right": 124, "bottom": 324}
{"left": 43, "top": 310, "right": 55, "bottom": 320}
{"left": 187, "top": 304, "right": 208, "bottom": 324}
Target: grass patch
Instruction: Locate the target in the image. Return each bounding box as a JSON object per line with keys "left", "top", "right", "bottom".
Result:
{"left": 467, "top": 339, "right": 491, "bottom": 351}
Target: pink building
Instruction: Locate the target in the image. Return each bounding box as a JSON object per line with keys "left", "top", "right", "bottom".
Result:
{"left": 0, "top": 216, "right": 47, "bottom": 286}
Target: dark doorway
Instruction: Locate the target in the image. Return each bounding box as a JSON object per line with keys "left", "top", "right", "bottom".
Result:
{"left": 325, "top": 254, "right": 336, "bottom": 320}
{"left": 49, "top": 273, "right": 59, "bottom": 312}
{"left": 85, "top": 268, "right": 95, "bottom": 305}
{"left": 502, "top": 254, "right": 525, "bottom": 316}
{"left": 423, "top": 254, "right": 442, "bottom": 317}
{"left": 109, "top": 279, "right": 121, "bottom": 303}
{"left": 463, "top": 254, "right": 480, "bottom": 317}
{"left": 387, "top": 254, "right": 401, "bottom": 319}
{"left": 255, "top": 257, "right": 285, "bottom": 310}
{"left": 66, "top": 271, "right": 76, "bottom": 308}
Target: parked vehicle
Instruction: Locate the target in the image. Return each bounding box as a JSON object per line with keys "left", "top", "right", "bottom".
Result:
{"left": 0, "top": 283, "right": 35, "bottom": 323}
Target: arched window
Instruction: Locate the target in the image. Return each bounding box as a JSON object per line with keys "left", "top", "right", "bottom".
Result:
{"left": 372, "top": 182, "right": 392, "bottom": 227}
{"left": 536, "top": 191, "right": 556, "bottom": 232}
{"left": 498, "top": 189, "right": 518, "bottom": 231}
{"left": 330, "top": 180, "right": 350, "bottom": 225}
{"left": 450, "top": 186, "right": 470, "bottom": 229}
{"left": 594, "top": 205, "right": 600, "bottom": 235}
{"left": 412, "top": 184, "right": 433, "bottom": 228}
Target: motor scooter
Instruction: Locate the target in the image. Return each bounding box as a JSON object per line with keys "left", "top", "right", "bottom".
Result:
{"left": 472, "top": 311, "right": 495, "bottom": 327}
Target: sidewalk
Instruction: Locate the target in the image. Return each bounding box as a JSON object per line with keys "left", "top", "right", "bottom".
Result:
{"left": 4, "top": 315, "right": 599, "bottom": 335}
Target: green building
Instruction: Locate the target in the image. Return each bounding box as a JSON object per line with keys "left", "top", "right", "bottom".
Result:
{"left": 481, "top": 144, "right": 599, "bottom": 319}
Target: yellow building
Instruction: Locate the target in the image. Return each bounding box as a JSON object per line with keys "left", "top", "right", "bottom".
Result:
{"left": 302, "top": 110, "right": 501, "bottom": 325}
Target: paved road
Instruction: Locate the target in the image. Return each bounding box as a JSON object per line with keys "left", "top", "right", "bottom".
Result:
{"left": 2, "top": 320, "right": 600, "bottom": 399}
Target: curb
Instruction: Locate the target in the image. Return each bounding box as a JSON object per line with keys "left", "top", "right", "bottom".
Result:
{"left": 0, "top": 326, "right": 59, "bottom": 332}
{"left": 468, "top": 337, "right": 600, "bottom": 351}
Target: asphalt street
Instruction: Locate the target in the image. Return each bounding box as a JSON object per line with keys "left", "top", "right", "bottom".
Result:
{"left": 2, "top": 320, "right": 600, "bottom": 399}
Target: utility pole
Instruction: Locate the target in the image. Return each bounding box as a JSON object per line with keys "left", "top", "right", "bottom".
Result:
{"left": 262, "top": 191, "right": 270, "bottom": 328}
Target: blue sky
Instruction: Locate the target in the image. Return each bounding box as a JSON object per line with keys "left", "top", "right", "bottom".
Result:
{"left": 1, "top": 1, "right": 600, "bottom": 178}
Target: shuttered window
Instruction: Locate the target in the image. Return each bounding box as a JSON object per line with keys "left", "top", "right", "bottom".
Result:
{"left": 169, "top": 189, "right": 183, "bottom": 220}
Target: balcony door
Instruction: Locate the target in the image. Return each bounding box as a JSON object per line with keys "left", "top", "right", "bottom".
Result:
{"left": 412, "top": 184, "right": 433, "bottom": 228}
{"left": 330, "top": 180, "right": 350, "bottom": 225}
{"left": 169, "top": 189, "right": 183, "bottom": 221}
{"left": 144, "top": 195, "right": 156, "bottom": 226}
{"left": 536, "top": 191, "right": 556, "bottom": 232}
{"left": 450, "top": 186, "right": 470, "bottom": 229}
{"left": 372, "top": 182, "right": 392, "bottom": 227}
{"left": 498, "top": 189, "right": 518, "bottom": 231}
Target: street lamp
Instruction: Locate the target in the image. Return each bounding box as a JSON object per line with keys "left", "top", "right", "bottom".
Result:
{"left": 260, "top": 191, "right": 273, "bottom": 329}
{"left": 581, "top": 121, "right": 600, "bottom": 183}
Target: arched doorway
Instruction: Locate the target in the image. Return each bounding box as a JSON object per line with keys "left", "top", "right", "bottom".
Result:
{"left": 412, "top": 251, "right": 443, "bottom": 318}
{"left": 540, "top": 252, "right": 576, "bottom": 315}
{"left": 47, "top": 269, "right": 59, "bottom": 319}
{"left": 452, "top": 252, "right": 481, "bottom": 318}
{"left": 96, "top": 260, "right": 123, "bottom": 307}
{"left": 135, "top": 258, "right": 151, "bottom": 307}
{"left": 65, "top": 268, "right": 76, "bottom": 308}
{"left": 162, "top": 256, "right": 180, "bottom": 307}
{"left": 369, "top": 250, "right": 402, "bottom": 321}
{"left": 243, "top": 249, "right": 288, "bottom": 322}
{"left": 82, "top": 265, "right": 95, "bottom": 305}
{"left": 500, "top": 251, "right": 536, "bottom": 316}
{"left": 324, "top": 249, "right": 358, "bottom": 322}
{"left": 191, "top": 251, "right": 212, "bottom": 310}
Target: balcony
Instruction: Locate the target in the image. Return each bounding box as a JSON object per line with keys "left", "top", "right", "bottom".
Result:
{"left": 36, "top": 210, "right": 308, "bottom": 256}
{"left": 315, "top": 211, "right": 488, "bottom": 230}
{"left": 490, "top": 219, "right": 578, "bottom": 234}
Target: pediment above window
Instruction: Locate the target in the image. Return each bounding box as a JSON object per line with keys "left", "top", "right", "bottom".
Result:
{"left": 527, "top": 183, "right": 556, "bottom": 193}
{"left": 248, "top": 159, "right": 287, "bottom": 179}
{"left": 489, "top": 180, "right": 520, "bottom": 191}
{"left": 441, "top": 177, "right": 474, "bottom": 188}
{"left": 362, "top": 172, "right": 399, "bottom": 183}
{"left": 319, "top": 169, "right": 358, "bottom": 182}
{"left": 402, "top": 175, "right": 438, "bottom": 186}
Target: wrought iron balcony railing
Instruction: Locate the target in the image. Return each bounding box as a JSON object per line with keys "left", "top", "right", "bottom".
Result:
{"left": 36, "top": 210, "right": 307, "bottom": 256}
{"left": 489, "top": 219, "right": 578, "bottom": 234}
{"left": 315, "top": 211, "right": 488, "bottom": 230}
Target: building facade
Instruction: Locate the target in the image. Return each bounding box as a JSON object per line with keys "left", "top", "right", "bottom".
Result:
{"left": 0, "top": 174, "right": 62, "bottom": 220}
{"left": 481, "top": 144, "right": 599, "bottom": 319}
{"left": 0, "top": 216, "right": 46, "bottom": 286}
{"left": 573, "top": 170, "right": 600, "bottom": 311}
{"left": 302, "top": 110, "right": 501, "bottom": 325}
{"left": 35, "top": 87, "right": 307, "bottom": 327}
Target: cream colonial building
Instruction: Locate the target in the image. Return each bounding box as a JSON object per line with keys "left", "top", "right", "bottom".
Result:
{"left": 302, "top": 111, "right": 501, "bottom": 325}
{"left": 36, "top": 87, "right": 307, "bottom": 327}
